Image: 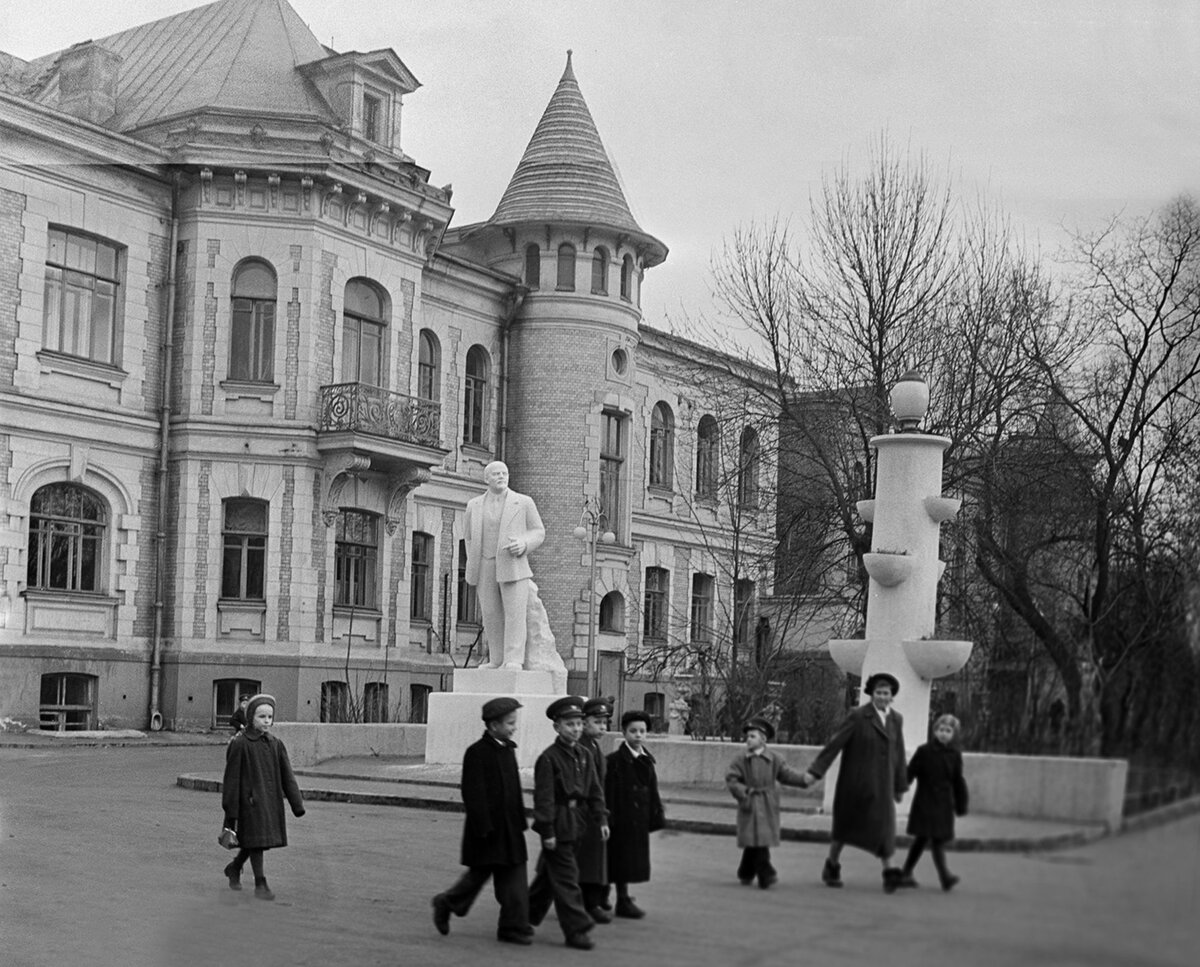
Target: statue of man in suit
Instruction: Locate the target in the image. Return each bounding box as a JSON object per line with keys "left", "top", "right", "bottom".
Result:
{"left": 463, "top": 461, "right": 546, "bottom": 669}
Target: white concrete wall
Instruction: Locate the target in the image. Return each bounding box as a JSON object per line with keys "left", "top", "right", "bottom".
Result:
{"left": 271, "top": 722, "right": 426, "bottom": 767}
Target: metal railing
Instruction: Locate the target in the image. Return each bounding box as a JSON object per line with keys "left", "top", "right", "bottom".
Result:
{"left": 319, "top": 382, "right": 441, "bottom": 447}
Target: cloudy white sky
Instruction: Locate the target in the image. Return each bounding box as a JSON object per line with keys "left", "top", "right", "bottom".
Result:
{"left": 4, "top": 0, "right": 1198, "bottom": 332}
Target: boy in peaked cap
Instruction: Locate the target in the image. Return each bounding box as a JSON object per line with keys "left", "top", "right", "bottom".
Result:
{"left": 432, "top": 697, "right": 534, "bottom": 945}
{"left": 605, "top": 709, "right": 665, "bottom": 918}
{"left": 725, "top": 716, "right": 808, "bottom": 889}
{"left": 577, "top": 696, "right": 613, "bottom": 923}
{"left": 527, "top": 696, "right": 609, "bottom": 950}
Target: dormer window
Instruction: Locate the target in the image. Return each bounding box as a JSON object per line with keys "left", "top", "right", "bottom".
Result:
{"left": 363, "top": 93, "right": 382, "bottom": 143}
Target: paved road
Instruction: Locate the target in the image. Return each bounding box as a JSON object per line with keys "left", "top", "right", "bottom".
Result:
{"left": 1, "top": 746, "right": 1197, "bottom": 967}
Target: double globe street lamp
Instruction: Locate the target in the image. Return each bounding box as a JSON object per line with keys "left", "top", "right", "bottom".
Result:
{"left": 573, "top": 496, "right": 616, "bottom": 698}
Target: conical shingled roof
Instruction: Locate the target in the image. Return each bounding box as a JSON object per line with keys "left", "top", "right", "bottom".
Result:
{"left": 489, "top": 52, "right": 665, "bottom": 261}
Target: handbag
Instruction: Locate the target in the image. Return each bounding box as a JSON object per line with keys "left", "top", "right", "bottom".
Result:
{"left": 218, "top": 827, "right": 239, "bottom": 850}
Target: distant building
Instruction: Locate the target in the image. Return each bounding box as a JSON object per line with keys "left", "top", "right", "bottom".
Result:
{"left": 0, "top": 0, "right": 778, "bottom": 731}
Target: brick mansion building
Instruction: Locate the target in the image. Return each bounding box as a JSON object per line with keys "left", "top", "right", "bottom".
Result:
{"left": 0, "top": 0, "right": 780, "bottom": 731}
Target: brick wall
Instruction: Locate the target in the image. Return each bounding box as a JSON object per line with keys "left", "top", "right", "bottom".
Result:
{"left": 0, "top": 187, "right": 26, "bottom": 390}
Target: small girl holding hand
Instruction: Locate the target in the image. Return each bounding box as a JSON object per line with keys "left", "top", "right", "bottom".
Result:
{"left": 900, "top": 713, "right": 968, "bottom": 890}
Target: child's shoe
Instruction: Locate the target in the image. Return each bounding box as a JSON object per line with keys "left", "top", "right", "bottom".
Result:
{"left": 223, "top": 861, "right": 242, "bottom": 891}
{"left": 882, "top": 867, "right": 904, "bottom": 893}
{"left": 757, "top": 872, "right": 778, "bottom": 889}
{"left": 898, "top": 869, "right": 919, "bottom": 888}
{"left": 821, "top": 858, "right": 843, "bottom": 888}
{"left": 254, "top": 879, "right": 275, "bottom": 901}
{"left": 587, "top": 905, "right": 612, "bottom": 924}
{"left": 615, "top": 896, "right": 645, "bottom": 918}
{"left": 940, "top": 873, "right": 960, "bottom": 892}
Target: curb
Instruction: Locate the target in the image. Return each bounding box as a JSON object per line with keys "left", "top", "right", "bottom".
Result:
{"left": 177, "top": 773, "right": 1101, "bottom": 852}
{"left": 1120, "top": 793, "right": 1200, "bottom": 835}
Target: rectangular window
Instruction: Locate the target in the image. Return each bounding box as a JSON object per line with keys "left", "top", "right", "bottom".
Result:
{"left": 363, "top": 682, "right": 389, "bottom": 723}
{"left": 335, "top": 510, "right": 378, "bottom": 608}
{"left": 363, "top": 93, "right": 383, "bottom": 143}
{"left": 411, "top": 532, "right": 433, "bottom": 621}
{"left": 600, "top": 411, "right": 625, "bottom": 540}
{"left": 734, "top": 578, "right": 755, "bottom": 650}
{"left": 690, "top": 573, "right": 714, "bottom": 643}
{"left": 456, "top": 540, "right": 480, "bottom": 624}
{"left": 221, "top": 499, "right": 267, "bottom": 600}
{"left": 229, "top": 299, "right": 275, "bottom": 381}
{"left": 320, "top": 681, "right": 350, "bottom": 723}
{"left": 643, "top": 566, "right": 669, "bottom": 642}
{"left": 410, "top": 684, "right": 432, "bottom": 724}
{"left": 43, "top": 227, "right": 122, "bottom": 365}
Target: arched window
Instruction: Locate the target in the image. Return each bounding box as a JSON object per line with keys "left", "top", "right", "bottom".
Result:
{"left": 418, "top": 330, "right": 440, "bottom": 401}
{"left": 599, "top": 590, "right": 625, "bottom": 633}
{"left": 341, "top": 279, "right": 386, "bottom": 386}
{"left": 696, "top": 415, "right": 718, "bottom": 499}
{"left": 463, "top": 345, "right": 490, "bottom": 447}
{"left": 557, "top": 243, "right": 576, "bottom": 290}
{"left": 320, "top": 681, "right": 350, "bottom": 723}
{"left": 229, "top": 259, "right": 276, "bottom": 381}
{"left": 591, "top": 246, "right": 609, "bottom": 295}
{"left": 363, "top": 681, "right": 389, "bottom": 723}
{"left": 620, "top": 254, "right": 634, "bottom": 301}
{"left": 649, "top": 402, "right": 675, "bottom": 489}
{"left": 525, "top": 243, "right": 541, "bottom": 289}
{"left": 27, "top": 483, "right": 107, "bottom": 592}
{"left": 737, "top": 426, "right": 760, "bottom": 509}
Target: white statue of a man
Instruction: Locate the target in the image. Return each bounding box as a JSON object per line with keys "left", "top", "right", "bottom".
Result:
{"left": 462, "top": 461, "right": 546, "bottom": 669}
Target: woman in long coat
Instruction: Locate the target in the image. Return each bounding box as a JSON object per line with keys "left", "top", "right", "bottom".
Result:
{"left": 804, "top": 673, "right": 908, "bottom": 891}
{"left": 221, "top": 694, "right": 305, "bottom": 898}
{"left": 605, "top": 710, "right": 665, "bottom": 917}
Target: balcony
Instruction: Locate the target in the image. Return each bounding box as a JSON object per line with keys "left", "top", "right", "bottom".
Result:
{"left": 317, "top": 383, "right": 447, "bottom": 529}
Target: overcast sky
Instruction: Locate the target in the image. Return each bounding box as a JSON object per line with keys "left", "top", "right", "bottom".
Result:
{"left": 4, "top": 0, "right": 1198, "bottom": 334}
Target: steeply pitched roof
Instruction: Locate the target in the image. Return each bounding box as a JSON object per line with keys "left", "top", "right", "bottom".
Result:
{"left": 25, "top": 0, "right": 336, "bottom": 131}
{"left": 489, "top": 51, "right": 658, "bottom": 245}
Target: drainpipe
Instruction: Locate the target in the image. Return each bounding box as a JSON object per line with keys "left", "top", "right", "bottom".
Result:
{"left": 148, "top": 172, "right": 181, "bottom": 730}
{"left": 498, "top": 286, "right": 526, "bottom": 462}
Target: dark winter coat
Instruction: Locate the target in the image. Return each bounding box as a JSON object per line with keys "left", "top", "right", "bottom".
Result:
{"left": 905, "top": 740, "right": 969, "bottom": 841}
{"left": 809, "top": 703, "right": 907, "bottom": 857}
{"left": 576, "top": 733, "right": 608, "bottom": 884}
{"left": 532, "top": 736, "right": 607, "bottom": 843}
{"left": 222, "top": 729, "right": 304, "bottom": 849}
{"left": 725, "top": 748, "right": 808, "bottom": 848}
{"left": 459, "top": 732, "right": 529, "bottom": 868}
{"left": 229, "top": 708, "right": 247, "bottom": 733}
{"left": 605, "top": 742, "right": 665, "bottom": 884}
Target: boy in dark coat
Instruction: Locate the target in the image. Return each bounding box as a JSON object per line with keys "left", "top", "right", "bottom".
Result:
{"left": 221, "top": 694, "right": 305, "bottom": 900}
{"left": 577, "top": 696, "right": 613, "bottom": 923}
{"left": 605, "top": 709, "right": 665, "bottom": 917}
{"left": 900, "top": 713, "right": 968, "bottom": 890}
{"left": 528, "top": 696, "right": 609, "bottom": 950}
{"left": 432, "top": 697, "right": 534, "bottom": 944}
{"left": 803, "top": 672, "right": 909, "bottom": 892}
{"left": 725, "top": 717, "right": 808, "bottom": 889}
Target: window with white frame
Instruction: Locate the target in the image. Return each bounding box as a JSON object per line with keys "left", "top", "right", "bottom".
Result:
{"left": 410, "top": 531, "right": 433, "bottom": 621}
{"left": 27, "top": 483, "right": 106, "bottom": 593}
{"left": 334, "top": 510, "right": 379, "bottom": 609}
{"left": 690, "top": 573, "right": 714, "bottom": 643}
{"left": 643, "top": 567, "right": 669, "bottom": 642}
{"left": 341, "top": 279, "right": 386, "bottom": 386}
{"left": 229, "top": 260, "right": 276, "bottom": 381}
{"left": 221, "top": 498, "right": 267, "bottom": 600}
{"left": 649, "top": 402, "right": 675, "bottom": 490}
{"left": 418, "top": 330, "right": 440, "bottom": 401}
{"left": 600, "top": 411, "right": 626, "bottom": 540}
{"left": 42, "top": 227, "right": 122, "bottom": 365}
{"left": 696, "top": 414, "right": 718, "bottom": 499}
{"left": 463, "top": 345, "right": 490, "bottom": 447}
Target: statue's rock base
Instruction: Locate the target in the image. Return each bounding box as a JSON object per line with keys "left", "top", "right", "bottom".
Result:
{"left": 425, "top": 668, "right": 560, "bottom": 769}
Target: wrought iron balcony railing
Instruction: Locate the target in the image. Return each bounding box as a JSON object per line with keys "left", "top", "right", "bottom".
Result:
{"left": 319, "top": 382, "right": 441, "bottom": 448}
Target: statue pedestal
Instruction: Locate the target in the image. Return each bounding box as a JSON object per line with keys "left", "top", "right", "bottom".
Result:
{"left": 424, "top": 668, "right": 560, "bottom": 769}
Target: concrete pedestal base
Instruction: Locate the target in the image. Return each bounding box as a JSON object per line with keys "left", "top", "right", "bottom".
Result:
{"left": 424, "top": 667, "right": 561, "bottom": 768}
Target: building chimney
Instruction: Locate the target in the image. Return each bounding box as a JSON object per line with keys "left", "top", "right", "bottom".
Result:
{"left": 58, "top": 42, "right": 121, "bottom": 125}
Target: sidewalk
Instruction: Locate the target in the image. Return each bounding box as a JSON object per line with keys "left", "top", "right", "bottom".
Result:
{"left": 177, "top": 753, "right": 1109, "bottom": 853}
{"left": 0, "top": 728, "right": 229, "bottom": 748}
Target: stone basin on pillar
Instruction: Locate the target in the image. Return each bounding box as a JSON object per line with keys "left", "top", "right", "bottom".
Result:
{"left": 828, "top": 638, "right": 870, "bottom": 676}
{"left": 855, "top": 499, "right": 876, "bottom": 523}
{"left": 862, "top": 552, "right": 914, "bottom": 587}
{"left": 901, "top": 638, "right": 973, "bottom": 679}
{"left": 923, "top": 495, "right": 962, "bottom": 524}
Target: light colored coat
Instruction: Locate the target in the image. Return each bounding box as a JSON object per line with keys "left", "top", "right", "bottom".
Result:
{"left": 725, "top": 748, "right": 808, "bottom": 848}
{"left": 463, "top": 488, "right": 545, "bottom": 585}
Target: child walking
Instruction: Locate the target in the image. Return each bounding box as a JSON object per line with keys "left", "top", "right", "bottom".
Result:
{"left": 221, "top": 694, "right": 305, "bottom": 900}
{"left": 900, "top": 713, "right": 969, "bottom": 891}
{"left": 605, "top": 709, "right": 665, "bottom": 918}
{"left": 431, "top": 697, "right": 533, "bottom": 945}
{"left": 577, "top": 696, "right": 613, "bottom": 923}
{"left": 725, "top": 716, "right": 808, "bottom": 888}
{"left": 528, "top": 696, "right": 609, "bottom": 950}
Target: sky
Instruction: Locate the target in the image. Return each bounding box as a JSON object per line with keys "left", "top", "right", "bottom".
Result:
{"left": 3, "top": 0, "right": 1198, "bottom": 336}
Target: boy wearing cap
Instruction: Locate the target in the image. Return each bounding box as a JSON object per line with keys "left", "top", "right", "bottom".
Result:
{"left": 432, "top": 697, "right": 533, "bottom": 945}
{"left": 605, "top": 709, "right": 665, "bottom": 918}
{"left": 725, "top": 716, "right": 809, "bottom": 888}
{"left": 802, "top": 672, "right": 909, "bottom": 892}
{"left": 577, "top": 696, "right": 612, "bottom": 923}
{"left": 528, "top": 696, "right": 609, "bottom": 950}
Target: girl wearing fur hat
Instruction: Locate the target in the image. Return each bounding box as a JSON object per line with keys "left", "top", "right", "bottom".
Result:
{"left": 900, "top": 713, "right": 969, "bottom": 890}
{"left": 220, "top": 694, "right": 305, "bottom": 900}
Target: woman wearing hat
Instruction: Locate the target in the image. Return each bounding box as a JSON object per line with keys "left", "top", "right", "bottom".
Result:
{"left": 220, "top": 694, "right": 305, "bottom": 900}
{"left": 803, "top": 672, "right": 909, "bottom": 892}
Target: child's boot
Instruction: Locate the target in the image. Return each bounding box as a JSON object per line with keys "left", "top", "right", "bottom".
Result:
{"left": 254, "top": 879, "right": 275, "bottom": 901}
{"left": 940, "top": 872, "right": 960, "bottom": 891}
{"left": 898, "top": 865, "right": 919, "bottom": 888}
{"left": 821, "top": 858, "right": 843, "bottom": 888}
{"left": 223, "top": 861, "right": 242, "bottom": 891}
{"left": 882, "top": 867, "right": 904, "bottom": 893}
{"left": 615, "top": 896, "right": 645, "bottom": 919}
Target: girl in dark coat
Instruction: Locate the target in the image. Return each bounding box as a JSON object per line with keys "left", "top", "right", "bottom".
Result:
{"left": 901, "top": 713, "right": 969, "bottom": 890}
{"left": 605, "top": 710, "right": 665, "bottom": 918}
{"left": 221, "top": 694, "right": 305, "bottom": 900}
{"left": 431, "top": 697, "right": 533, "bottom": 945}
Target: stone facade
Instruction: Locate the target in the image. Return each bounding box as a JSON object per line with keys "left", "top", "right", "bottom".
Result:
{"left": 0, "top": 0, "right": 777, "bottom": 732}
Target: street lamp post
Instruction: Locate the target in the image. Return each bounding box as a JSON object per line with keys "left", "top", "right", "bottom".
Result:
{"left": 573, "top": 496, "right": 616, "bottom": 698}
